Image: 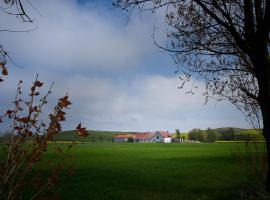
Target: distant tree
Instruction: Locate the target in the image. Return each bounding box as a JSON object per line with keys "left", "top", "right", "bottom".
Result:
{"left": 90, "top": 136, "right": 96, "bottom": 143}
{"left": 181, "top": 135, "right": 186, "bottom": 141}
{"left": 188, "top": 129, "right": 197, "bottom": 141}
{"left": 115, "top": 0, "right": 270, "bottom": 190}
{"left": 188, "top": 128, "right": 205, "bottom": 142}
{"left": 176, "top": 129, "right": 181, "bottom": 138}
{"left": 206, "top": 128, "right": 218, "bottom": 143}
{"left": 127, "top": 137, "right": 134, "bottom": 143}
{"left": 219, "top": 128, "right": 236, "bottom": 141}
{"left": 98, "top": 136, "right": 103, "bottom": 142}
{"left": 235, "top": 133, "right": 251, "bottom": 141}
{"left": 0, "top": 131, "right": 11, "bottom": 143}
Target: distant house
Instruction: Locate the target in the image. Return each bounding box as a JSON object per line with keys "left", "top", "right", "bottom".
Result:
{"left": 113, "top": 131, "right": 172, "bottom": 143}
{"left": 134, "top": 132, "right": 154, "bottom": 142}
{"left": 113, "top": 134, "right": 135, "bottom": 142}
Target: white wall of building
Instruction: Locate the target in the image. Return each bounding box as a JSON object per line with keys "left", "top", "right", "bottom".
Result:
{"left": 164, "top": 138, "right": 172, "bottom": 143}
{"left": 149, "top": 133, "right": 164, "bottom": 143}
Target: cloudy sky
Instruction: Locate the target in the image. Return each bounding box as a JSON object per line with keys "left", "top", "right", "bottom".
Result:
{"left": 0, "top": 0, "right": 251, "bottom": 132}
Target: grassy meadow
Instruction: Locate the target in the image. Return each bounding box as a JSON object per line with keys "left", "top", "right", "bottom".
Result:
{"left": 26, "top": 142, "right": 266, "bottom": 200}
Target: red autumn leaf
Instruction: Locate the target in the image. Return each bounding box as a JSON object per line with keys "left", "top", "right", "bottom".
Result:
{"left": 18, "top": 117, "right": 30, "bottom": 123}
{"left": 32, "top": 106, "right": 40, "bottom": 112}
{"left": 76, "top": 123, "right": 82, "bottom": 130}
{"left": 6, "top": 110, "right": 13, "bottom": 115}
{"left": 58, "top": 110, "right": 66, "bottom": 121}
{"left": 34, "top": 80, "right": 43, "bottom": 87}
{"left": 76, "top": 123, "right": 89, "bottom": 137}
{"left": 58, "top": 96, "right": 71, "bottom": 108}
{"left": 2, "top": 67, "right": 8, "bottom": 76}
{"left": 30, "top": 92, "right": 40, "bottom": 96}
{"left": 26, "top": 130, "right": 32, "bottom": 137}
{"left": 14, "top": 126, "right": 23, "bottom": 131}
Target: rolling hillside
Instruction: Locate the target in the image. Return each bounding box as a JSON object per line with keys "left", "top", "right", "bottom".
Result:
{"left": 0, "top": 127, "right": 263, "bottom": 143}
{"left": 53, "top": 130, "right": 140, "bottom": 142}
{"left": 55, "top": 127, "right": 263, "bottom": 142}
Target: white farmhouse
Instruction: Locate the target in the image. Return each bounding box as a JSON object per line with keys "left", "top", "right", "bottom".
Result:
{"left": 147, "top": 131, "right": 172, "bottom": 143}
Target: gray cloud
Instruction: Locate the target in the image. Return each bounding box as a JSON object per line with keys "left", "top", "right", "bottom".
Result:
{"left": 0, "top": 0, "right": 251, "bottom": 132}
{"left": 51, "top": 74, "right": 250, "bottom": 132}
{"left": 0, "top": 63, "right": 251, "bottom": 132}
{"left": 0, "top": 0, "right": 157, "bottom": 71}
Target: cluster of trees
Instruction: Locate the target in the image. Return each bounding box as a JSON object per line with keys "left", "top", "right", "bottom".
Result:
{"left": 188, "top": 128, "right": 263, "bottom": 143}
{"left": 175, "top": 129, "right": 186, "bottom": 141}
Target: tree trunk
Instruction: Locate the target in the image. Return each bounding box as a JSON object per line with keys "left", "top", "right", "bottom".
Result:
{"left": 252, "top": 47, "right": 270, "bottom": 191}
{"left": 261, "top": 98, "right": 270, "bottom": 192}
{"left": 257, "top": 58, "right": 270, "bottom": 192}
{"left": 263, "top": 121, "right": 270, "bottom": 192}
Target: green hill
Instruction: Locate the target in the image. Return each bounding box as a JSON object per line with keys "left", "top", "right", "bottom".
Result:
{"left": 53, "top": 130, "right": 139, "bottom": 142}
{"left": 0, "top": 127, "right": 264, "bottom": 143}
{"left": 57, "top": 128, "right": 263, "bottom": 142}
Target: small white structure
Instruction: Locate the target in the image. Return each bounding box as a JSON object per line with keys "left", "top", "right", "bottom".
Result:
{"left": 164, "top": 137, "right": 172, "bottom": 143}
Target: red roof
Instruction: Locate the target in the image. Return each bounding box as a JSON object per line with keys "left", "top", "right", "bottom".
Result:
{"left": 134, "top": 132, "right": 154, "bottom": 140}
{"left": 157, "top": 131, "right": 171, "bottom": 138}
{"left": 134, "top": 131, "right": 171, "bottom": 140}
{"left": 113, "top": 131, "right": 171, "bottom": 140}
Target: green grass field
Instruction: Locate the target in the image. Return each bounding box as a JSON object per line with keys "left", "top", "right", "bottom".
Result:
{"left": 28, "top": 143, "right": 266, "bottom": 200}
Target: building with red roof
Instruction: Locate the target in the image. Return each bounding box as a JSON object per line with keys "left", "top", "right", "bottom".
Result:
{"left": 113, "top": 131, "right": 172, "bottom": 143}
{"left": 113, "top": 134, "right": 136, "bottom": 142}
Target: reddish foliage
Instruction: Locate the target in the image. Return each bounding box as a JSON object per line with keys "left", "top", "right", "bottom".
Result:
{"left": 76, "top": 123, "right": 89, "bottom": 137}
{"left": 0, "top": 76, "right": 88, "bottom": 200}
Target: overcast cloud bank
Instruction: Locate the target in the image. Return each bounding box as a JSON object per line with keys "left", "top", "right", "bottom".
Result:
{"left": 0, "top": 0, "right": 251, "bottom": 132}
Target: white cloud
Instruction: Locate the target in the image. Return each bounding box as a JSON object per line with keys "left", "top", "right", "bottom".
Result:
{"left": 0, "top": 0, "right": 156, "bottom": 70}
{"left": 0, "top": 0, "right": 251, "bottom": 132}
{"left": 0, "top": 69, "right": 251, "bottom": 132}
{"left": 50, "top": 74, "right": 250, "bottom": 132}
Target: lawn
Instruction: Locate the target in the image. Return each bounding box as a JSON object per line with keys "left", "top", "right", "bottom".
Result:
{"left": 25, "top": 142, "right": 265, "bottom": 200}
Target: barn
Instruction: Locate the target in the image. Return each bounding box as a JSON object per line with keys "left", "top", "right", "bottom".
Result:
{"left": 113, "top": 134, "right": 135, "bottom": 142}
{"left": 114, "top": 131, "right": 172, "bottom": 143}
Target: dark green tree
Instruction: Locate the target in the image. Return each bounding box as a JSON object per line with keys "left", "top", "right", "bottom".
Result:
{"left": 206, "top": 128, "right": 218, "bottom": 143}
{"left": 176, "top": 129, "right": 181, "bottom": 139}
{"left": 127, "top": 137, "right": 134, "bottom": 143}
{"left": 188, "top": 128, "right": 205, "bottom": 142}
{"left": 219, "top": 128, "right": 236, "bottom": 141}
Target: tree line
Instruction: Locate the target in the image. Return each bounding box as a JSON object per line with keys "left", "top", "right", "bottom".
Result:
{"left": 187, "top": 128, "right": 264, "bottom": 143}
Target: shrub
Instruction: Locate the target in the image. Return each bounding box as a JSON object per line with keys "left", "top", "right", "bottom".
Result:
{"left": 0, "top": 76, "right": 88, "bottom": 200}
{"left": 188, "top": 128, "right": 205, "bottom": 142}
{"left": 127, "top": 137, "right": 134, "bottom": 143}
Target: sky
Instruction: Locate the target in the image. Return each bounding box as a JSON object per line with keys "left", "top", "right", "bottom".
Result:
{"left": 0, "top": 0, "right": 252, "bottom": 132}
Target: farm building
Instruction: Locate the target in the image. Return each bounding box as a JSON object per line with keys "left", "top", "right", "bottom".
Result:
{"left": 113, "top": 134, "right": 135, "bottom": 142}
{"left": 113, "top": 131, "right": 172, "bottom": 143}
